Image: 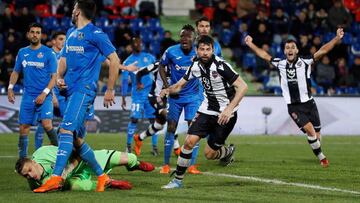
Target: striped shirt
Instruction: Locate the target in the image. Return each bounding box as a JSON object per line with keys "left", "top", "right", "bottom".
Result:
{"left": 183, "top": 55, "right": 239, "bottom": 116}
{"left": 271, "top": 56, "right": 314, "bottom": 104}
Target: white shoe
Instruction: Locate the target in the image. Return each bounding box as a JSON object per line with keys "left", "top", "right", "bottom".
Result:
{"left": 161, "top": 179, "right": 183, "bottom": 189}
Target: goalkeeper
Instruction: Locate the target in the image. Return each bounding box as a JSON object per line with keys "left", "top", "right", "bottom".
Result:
{"left": 15, "top": 145, "right": 155, "bottom": 191}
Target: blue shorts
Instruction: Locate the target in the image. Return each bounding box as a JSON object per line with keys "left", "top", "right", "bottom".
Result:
{"left": 19, "top": 94, "right": 53, "bottom": 125}
{"left": 130, "top": 98, "right": 155, "bottom": 119}
{"left": 167, "top": 97, "right": 201, "bottom": 123}
{"left": 60, "top": 91, "right": 94, "bottom": 133}
{"left": 55, "top": 91, "right": 94, "bottom": 120}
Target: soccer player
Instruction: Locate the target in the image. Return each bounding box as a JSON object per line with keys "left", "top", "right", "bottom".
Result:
{"left": 158, "top": 24, "right": 201, "bottom": 174}
{"left": 34, "top": 31, "right": 66, "bottom": 150}
{"left": 34, "top": 0, "right": 136, "bottom": 193}
{"left": 133, "top": 62, "right": 167, "bottom": 156}
{"left": 121, "top": 36, "right": 157, "bottom": 154}
{"left": 8, "top": 22, "right": 58, "bottom": 158}
{"left": 161, "top": 35, "right": 248, "bottom": 189}
{"left": 15, "top": 145, "right": 155, "bottom": 191}
{"left": 244, "top": 28, "right": 345, "bottom": 167}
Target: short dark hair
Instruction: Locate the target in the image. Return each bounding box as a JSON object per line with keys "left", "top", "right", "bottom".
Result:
{"left": 75, "top": 0, "right": 97, "bottom": 20}
{"left": 284, "top": 39, "right": 298, "bottom": 48}
{"left": 196, "top": 35, "right": 214, "bottom": 48}
{"left": 28, "top": 22, "right": 43, "bottom": 32}
{"left": 52, "top": 31, "right": 66, "bottom": 40}
{"left": 195, "top": 16, "right": 211, "bottom": 26}
{"left": 15, "top": 158, "right": 31, "bottom": 174}
{"left": 181, "top": 24, "right": 195, "bottom": 33}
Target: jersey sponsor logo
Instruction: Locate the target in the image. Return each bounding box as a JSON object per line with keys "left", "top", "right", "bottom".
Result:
{"left": 202, "top": 77, "right": 211, "bottom": 90}
{"left": 286, "top": 68, "right": 297, "bottom": 82}
{"left": 37, "top": 52, "right": 43, "bottom": 59}
{"left": 22, "top": 60, "right": 45, "bottom": 68}
{"left": 143, "top": 57, "right": 149, "bottom": 63}
{"left": 66, "top": 45, "right": 85, "bottom": 54}
{"left": 175, "top": 64, "right": 188, "bottom": 71}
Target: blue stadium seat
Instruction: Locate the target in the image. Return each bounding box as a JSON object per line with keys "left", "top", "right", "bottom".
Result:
{"left": 60, "top": 16, "right": 72, "bottom": 30}
{"left": 271, "top": 43, "right": 283, "bottom": 58}
{"left": 149, "top": 40, "right": 161, "bottom": 56}
{"left": 347, "top": 87, "right": 359, "bottom": 94}
{"left": 243, "top": 53, "right": 257, "bottom": 69}
{"left": 148, "top": 18, "right": 161, "bottom": 31}
{"left": 103, "top": 26, "right": 115, "bottom": 42}
{"left": 220, "top": 29, "right": 233, "bottom": 46}
{"left": 95, "top": 16, "right": 110, "bottom": 28}
{"left": 42, "top": 17, "right": 59, "bottom": 32}
{"left": 343, "top": 33, "right": 352, "bottom": 45}
{"left": 112, "top": 18, "right": 125, "bottom": 27}
{"left": 129, "top": 18, "right": 143, "bottom": 33}
{"left": 323, "top": 32, "right": 336, "bottom": 43}
{"left": 316, "top": 86, "right": 325, "bottom": 95}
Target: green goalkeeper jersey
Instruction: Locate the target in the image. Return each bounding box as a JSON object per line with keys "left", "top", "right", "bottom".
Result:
{"left": 28, "top": 146, "right": 114, "bottom": 190}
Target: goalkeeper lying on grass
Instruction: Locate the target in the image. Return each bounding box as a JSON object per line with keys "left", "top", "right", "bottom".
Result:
{"left": 15, "top": 146, "right": 155, "bottom": 192}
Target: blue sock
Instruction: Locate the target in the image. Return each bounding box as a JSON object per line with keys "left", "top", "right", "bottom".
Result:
{"left": 45, "top": 128, "right": 58, "bottom": 146}
{"left": 53, "top": 133, "right": 74, "bottom": 176}
{"left": 18, "top": 135, "right": 29, "bottom": 158}
{"left": 190, "top": 142, "right": 200, "bottom": 165}
{"left": 35, "top": 125, "right": 44, "bottom": 150}
{"left": 78, "top": 143, "right": 103, "bottom": 176}
{"left": 127, "top": 122, "right": 137, "bottom": 145}
{"left": 164, "top": 132, "right": 174, "bottom": 165}
{"left": 151, "top": 133, "right": 158, "bottom": 147}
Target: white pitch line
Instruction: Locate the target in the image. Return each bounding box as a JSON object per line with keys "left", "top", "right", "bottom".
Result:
{"left": 0, "top": 155, "right": 17, "bottom": 158}
{"left": 204, "top": 172, "right": 360, "bottom": 195}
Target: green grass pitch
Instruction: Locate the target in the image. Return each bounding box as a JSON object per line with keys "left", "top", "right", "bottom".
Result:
{"left": 0, "top": 134, "right": 359, "bottom": 202}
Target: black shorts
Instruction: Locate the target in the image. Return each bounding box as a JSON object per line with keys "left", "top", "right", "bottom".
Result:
{"left": 188, "top": 112, "right": 237, "bottom": 150}
{"left": 148, "top": 95, "right": 167, "bottom": 118}
{"left": 287, "top": 99, "right": 321, "bottom": 133}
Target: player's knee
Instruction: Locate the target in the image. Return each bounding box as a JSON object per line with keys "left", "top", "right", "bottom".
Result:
{"left": 184, "top": 139, "right": 196, "bottom": 149}
{"left": 42, "top": 122, "right": 53, "bottom": 131}
{"left": 73, "top": 137, "right": 84, "bottom": 148}
{"left": 156, "top": 114, "right": 167, "bottom": 124}
{"left": 130, "top": 118, "right": 138, "bottom": 124}
{"left": 19, "top": 125, "right": 31, "bottom": 135}
{"left": 167, "top": 121, "right": 177, "bottom": 132}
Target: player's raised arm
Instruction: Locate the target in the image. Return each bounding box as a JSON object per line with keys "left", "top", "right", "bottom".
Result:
{"left": 244, "top": 35, "right": 272, "bottom": 62}
{"left": 314, "top": 28, "right": 344, "bottom": 61}
{"left": 160, "top": 78, "right": 188, "bottom": 98}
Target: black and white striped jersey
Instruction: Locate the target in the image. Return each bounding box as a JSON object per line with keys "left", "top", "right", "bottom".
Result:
{"left": 183, "top": 55, "right": 239, "bottom": 116}
{"left": 271, "top": 56, "right": 314, "bottom": 104}
{"left": 136, "top": 62, "right": 168, "bottom": 97}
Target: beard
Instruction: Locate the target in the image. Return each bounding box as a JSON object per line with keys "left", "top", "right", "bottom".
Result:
{"left": 29, "top": 38, "right": 40, "bottom": 46}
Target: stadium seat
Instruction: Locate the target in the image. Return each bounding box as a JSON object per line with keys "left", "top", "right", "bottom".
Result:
{"left": 149, "top": 40, "right": 161, "bottom": 56}
{"left": 347, "top": 87, "right": 359, "bottom": 94}
{"left": 342, "top": 33, "right": 353, "bottom": 45}
{"left": 112, "top": 18, "right": 125, "bottom": 27}
{"left": 323, "top": 32, "right": 336, "bottom": 43}
{"left": 148, "top": 18, "right": 161, "bottom": 31}
{"left": 316, "top": 86, "right": 325, "bottom": 95}
{"left": 220, "top": 29, "right": 233, "bottom": 47}
{"left": 42, "top": 17, "right": 59, "bottom": 32}
{"left": 243, "top": 53, "right": 257, "bottom": 69}
{"left": 103, "top": 26, "right": 115, "bottom": 42}
{"left": 129, "top": 18, "right": 143, "bottom": 33}
{"left": 271, "top": 43, "right": 283, "bottom": 58}
{"left": 95, "top": 17, "right": 110, "bottom": 29}
{"left": 60, "top": 16, "right": 72, "bottom": 30}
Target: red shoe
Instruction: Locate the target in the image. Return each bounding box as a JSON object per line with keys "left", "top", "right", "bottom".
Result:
{"left": 96, "top": 174, "right": 111, "bottom": 192}
{"left": 320, "top": 158, "right": 329, "bottom": 168}
{"left": 33, "top": 176, "right": 63, "bottom": 193}
{"left": 137, "top": 161, "right": 155, "bottom": 172}
{"left": 173, "top": 148, "right": 181, "bottom": 156}
{"left": 109, "top": 179, "right": 132, "bottom": 190}
{"left": 160, "top": 164, "right": 170, "bottom": 174}
{"left": 134, "top": 134, "right": 143, "bottom": 156}
{"left": 188, "top": 165, "right": 202, "bottom": 174}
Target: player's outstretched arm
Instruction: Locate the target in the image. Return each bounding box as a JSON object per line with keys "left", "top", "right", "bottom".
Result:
{"left": 136, "top": 67, "right": 150, "bottom": 90}
{"left": 244, "top": 35, "right": 272, "bottom": 62}
{"left": 104, "top": 52, "right": 120, "bottom": 108}
{"left": 7, "top": 71, "right": 19, "bottom": 104}
{"left": 160, "top": 78, "right": 187, "bottom": 98}
{"left": 314, "top": 28, "right": 344, "bottom": 61}
{"left": 218, "top": 76, "right": 248, "bottom": 125}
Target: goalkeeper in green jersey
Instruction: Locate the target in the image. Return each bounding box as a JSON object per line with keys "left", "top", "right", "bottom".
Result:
{"left": 15, "top": 146, "right": 155, "bottom": 191}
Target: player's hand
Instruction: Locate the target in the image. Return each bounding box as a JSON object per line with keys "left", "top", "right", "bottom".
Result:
{"left": 35, "top": 93, "right": 47, "bottom": 105}
{"left": 125, "top": 61, "right": 138, "bottom": 72}
{"left": 218, "top": 106, "right": 233, "bottom": 125}
{"left": 336, "top": 28, "right": 344, "bottom": 40}
{"left": 160, "top": 88, "right": 169, "bottom": 98}
{"left": 104, "top": 89, "right": 115, "bottom": 108}
{"left": 156, "top": 96, "right": 165, "bottom": 106}
{"left": 121, "top": 96, "right": 126, "bottom": 110}
{"left": 136, "top": 83, "right": 144, "bottom": 90}
{"left": 244, "top": 35, "right": 253, "bottom": 45}
{"left": 57, "top": 78, "right": 67, "bottom": 90}
{"left": 7, "top": 89, "right": 15, "bottom": 104}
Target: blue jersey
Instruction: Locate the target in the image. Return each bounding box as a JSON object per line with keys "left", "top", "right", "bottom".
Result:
{"left": 160, "top": 44, "right": 199, "bottom": 99}
{"left": 14, "top": 45, "right": 57, "bottom": 96}
{"left": 214, "top": 40, "right": 222, "bottom": 57}
{"left": 61, "top": 23, "right": 115, "bottom": 95}
{"left": 122, "top": 52, "right": 156, "bottom": 99}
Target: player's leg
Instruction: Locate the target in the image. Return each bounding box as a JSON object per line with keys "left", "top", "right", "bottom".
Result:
{"left": 39, "top": 95, "right": 58, "bottom": 146}
{"left": 18, "top": 94, "right": 36, "bottom": 158}
{"left": 126, "top": 101, "right": 143, "bottom": 152}
{"left": 184, "top": 100, "right": 202, "bottom": 174}
{"left": 161, "top": 99, "right": 182, "bottom": 173}
{"left": 34, "top": 123, "right": 44, "bottom": 150}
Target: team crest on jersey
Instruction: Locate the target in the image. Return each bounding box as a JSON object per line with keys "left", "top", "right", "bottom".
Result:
{"left": 143, "top": 57, "right": 149, "bottom": 63}
{"left": 296, "top": 61, "right": 302, "bottom": 67}
{"left": 37, "top": 52, "right": 43, "bottom": 58}
{"left": 211, "top": 71, "right": 219, "bottom": 78}
{"left": 78, "top": 32, "right": 84, "bottom": 40}
{"left": 286, "top": 68, "right": 296, "bottom": 78}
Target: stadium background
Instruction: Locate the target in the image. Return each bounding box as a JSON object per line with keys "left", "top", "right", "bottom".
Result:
{"left": 0, "top": 1, "right": 360, "bottom": 202}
